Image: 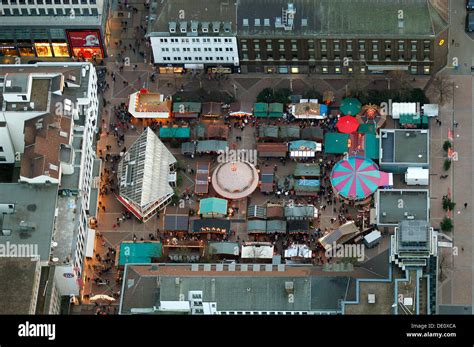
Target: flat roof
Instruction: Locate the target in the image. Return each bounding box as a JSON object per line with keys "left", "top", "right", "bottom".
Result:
{"left": 0, "top": 182, "right": 58, "bottom": 261}
{"left": 381, "top": 129, "right": 429, "bottom": 164}
{"left": 149, "top": 0, "right": 237, "bottom": 35}
{"left": 377, "top": 189, "right": 429, "bottom": 226}
{"left": 120, "top": 263, "right": 353, "bottom": 314}
{"left": 0, "top": 257, "right": 39, "bottom": 314}
{"left": 237, "top": 0, "right": 447, "bottom": 39}
{"left": 52, "top": 194, "right": 80, "bottom": 263}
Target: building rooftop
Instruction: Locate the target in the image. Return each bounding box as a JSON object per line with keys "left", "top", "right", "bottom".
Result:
{"left": 120, "top": 263, "right": 354, "bottom": 314}
{"left": 0, "top": 257, "right": 40, "bottom": 314}
{"left": 149, "top": 0, "right": 237, "bottom": 35}
{"left": 21, "top": 113, "right": 72, "bottom": 181}
{"left": 294, "top": 163, "right": 320, "bottom": 177}
{"left": 0, "top": 182, "right": 58, "bottom": 261}
{"left": 117, "top": 128, "right": 177, "bottom": 220}
{"left": 51, "top": 193, "right": 80, "bottom": 264}
{"left": 237, "top": 0, "right": 447, "bottom": 39}
{"left": 377, "top": 189, "right": 429, "bottom": 226}
{"left": 380, "top": 129, "right": 429, "bottom": 165}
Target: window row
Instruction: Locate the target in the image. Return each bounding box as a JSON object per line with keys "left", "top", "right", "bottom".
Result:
{"left": 1, "top": 7, "right": 98, "bottom": 15}
{"left": 162, "top": 56, "right": 231, "bottom": 61}
{"left": 161, "top": 47, "right": 233, "bottom": 52}
{"left": 241, "top": 40, "right": 431, "bottom": 52}
{"left": 241, "top": 51, "right": 431, "bottom": 61}
{"left": 1, "top": 0, "right": 95, "bottom": 4}
{"left": 159, "top": 37, "right": 233, "bottom": 44}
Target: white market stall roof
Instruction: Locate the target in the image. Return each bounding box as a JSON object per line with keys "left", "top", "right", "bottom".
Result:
{"left": 284, "top": 244, "right": 312, "bottom": 258}
{"left": 391, "top": 102, "right": 417, "bottom": 119}
{"left": 364, "top": 230, "right": 382, "bottom": 244}
{"left": 241, "top": 242, "right": 274, "bottom": 259}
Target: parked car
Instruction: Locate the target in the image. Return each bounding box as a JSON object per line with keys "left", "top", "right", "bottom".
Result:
{"left": 467, "top": 0, "right": 474, "bottom": 10}
{"left": 466, "top": 12, "right": 474, "bottom": 32}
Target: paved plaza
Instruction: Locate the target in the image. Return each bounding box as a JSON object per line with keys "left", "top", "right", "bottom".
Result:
{"left": 69, "top": 0, "right": 474, "bottom": 315}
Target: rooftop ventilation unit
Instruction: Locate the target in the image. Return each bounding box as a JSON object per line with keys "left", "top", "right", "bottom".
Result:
{"left": 275, "top": 3, "right": 296, "bottom": 30}
{"left": 1, "top": 230, "right": 12, "bottom": 236}
{"left": 191, "top": 21, "right": 198, "bottom": 33}
{"left": 0, "top": 204, "right": 15, "bottom": 214}
{"left": 242, "top": 18, "right": 249, "bottom": 26}
{"left": 368, "top": 294, "right": 376, "bottom": 304}
{"left": 169, "top": 21, "right": 177, "bottom": 33}
{"left": 264, "top": 18, "right": 270, "bottom": 26}
{"left": 180, "top": 21, "right": 187, "bottom": 33}
{"left": 285, "top": 281, "right": 294, "bottom": 293}
{"left": 254, "top": 18, "right": 261, "bottom": 26}
{"left": 223, "top": 22, "right": 231, "bottom": 32}
{"left": 212, "top": 21, "right": 220, "bottom": 33}
{"left": 201, "top": 21, "right": 209, "bottom": 32}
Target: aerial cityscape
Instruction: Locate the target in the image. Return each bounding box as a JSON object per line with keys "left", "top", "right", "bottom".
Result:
{"left": 0, "top": 0, "right": 473, "bottom": 338}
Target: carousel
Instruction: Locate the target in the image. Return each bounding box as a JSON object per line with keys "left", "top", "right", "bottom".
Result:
{"left": 330, "top": 156, "right": 392, "bottom": 205}
{"left": 356, "top": 104, "right": 386, "bottom": 131}
{"left": 211, "top": 161, "right": 259, "bottom": 200}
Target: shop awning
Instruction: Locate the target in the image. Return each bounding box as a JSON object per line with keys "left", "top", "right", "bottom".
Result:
{"left": 85, "top": 228, "right": 96, "bottom": 258}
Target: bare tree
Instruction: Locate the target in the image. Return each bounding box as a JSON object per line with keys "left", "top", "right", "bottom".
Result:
{"left": 346, "top": 70, "right": 367, "bottom": 98}
{"left": 388, "top": 70, "right": 411, "bottom": 99}
{"left": 431, "top": 76, "right": 453, "bottom": 106}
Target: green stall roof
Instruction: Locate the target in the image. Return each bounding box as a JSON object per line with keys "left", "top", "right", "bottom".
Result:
{"left": 259, "top": 125, "right": 280, "bottom": 138}
{"left": 159, "top": 127, "right": 191, "bottom": 139}
{"left": 119, "top": 242, "right": 162, "bottom": 266}
{"left": 199, "top": 197, "right": 228, "bottom": 215}
{"left": 269, "top": 103, "right": 284, "bottom": 117}
{"left": 364, "top": 133, "right": 380, "bottom": 159}
{"left": 324, "top": 133, "right": 350, "bottom": 154}
{"left": 358, "top": 123, "right": 376, "bottom": 135}
{"left": 254, "top": 102, "right": 269, "bottom": 117}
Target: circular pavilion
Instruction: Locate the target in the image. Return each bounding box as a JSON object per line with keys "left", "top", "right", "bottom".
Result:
{"left": 211, "top": 161, "right": 259, "bottom": 200}
{"left": 330, "top": 156, "right": 388, "bottom": 205}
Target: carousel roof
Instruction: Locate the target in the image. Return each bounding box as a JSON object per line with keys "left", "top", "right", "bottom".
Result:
{"left": 330, "top": 156, "right": 387, "bottom": 200}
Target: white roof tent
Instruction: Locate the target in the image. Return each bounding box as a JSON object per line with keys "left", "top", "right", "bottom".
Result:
{"left": 241, "top": 242, "right": 274, "bottom": 259}
{"left": 284, "top": 244, "right": 312, "bottom": 258}
{"left": 117, "top": 128, "right": 177, "bottom": 222}
{"left": 391, "top": 102, "right": 417, "bottom": 119}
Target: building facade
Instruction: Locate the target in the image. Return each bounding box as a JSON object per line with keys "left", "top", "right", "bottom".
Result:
{"left": 237, "top": 0, "right": 448, "bottom": 75}
{"left": 148, "top": 0, "right": 448, "bottom": 75}
{"left": 0, "top": 0, "right": 110, "bottom": 60}
{"left": 147, "top": 0, "right": 239, "bottom": 74}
